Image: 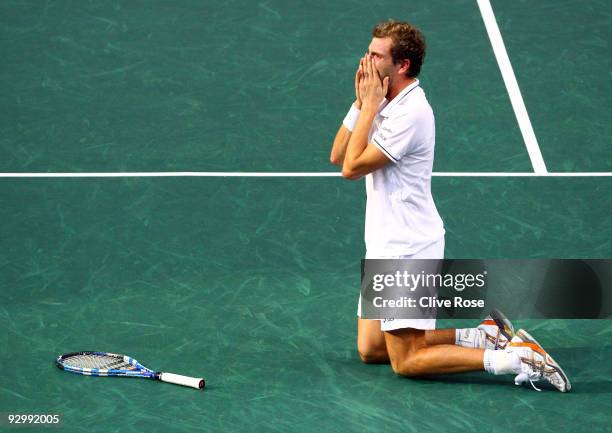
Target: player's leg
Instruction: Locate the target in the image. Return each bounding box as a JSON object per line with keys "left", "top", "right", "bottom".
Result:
{"left": 357, "top": 318, "right": 389, "bottom": 363}
{"left": 425, "top": 329, "right": 455, "bottom": 345}
{"left": 384, "top": 327, "right": 485, "bottom": 375}
{"left": 357, "top": 318, "right": 466, "bottom": 363}
{"left": 356, "top": 319, "right": 481, "bottom": 363}
{"left": 379, "top": 300, "right": 516, "bottom": 376}
{"left": 383, "top": 326, "right": 571, "bottom": 392}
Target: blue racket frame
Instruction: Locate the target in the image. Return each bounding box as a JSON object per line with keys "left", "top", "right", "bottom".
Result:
{"left": 56, "top": 351, "right": 161, "bottom": 380}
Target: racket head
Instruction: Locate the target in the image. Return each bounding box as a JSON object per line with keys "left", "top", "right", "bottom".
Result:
{"left": 56, "top": 351, "right": 157, "bottom": 378}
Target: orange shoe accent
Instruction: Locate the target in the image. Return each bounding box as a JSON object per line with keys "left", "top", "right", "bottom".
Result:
{"left": 509, "top": 341, "right": 546, "bottom": 356}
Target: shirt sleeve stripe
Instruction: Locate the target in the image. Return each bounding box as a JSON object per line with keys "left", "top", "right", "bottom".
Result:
{"left": 372, "top": 137, "right": 399, "bottom": 163}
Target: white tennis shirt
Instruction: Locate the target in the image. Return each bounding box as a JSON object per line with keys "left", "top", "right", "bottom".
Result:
{"left": 365, "top": 79, "right": 445, "bottom": 256}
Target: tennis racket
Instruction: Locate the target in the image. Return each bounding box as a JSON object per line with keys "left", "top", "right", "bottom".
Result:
{"left": 56, "top": 351, "right": 205, "bottom": 390}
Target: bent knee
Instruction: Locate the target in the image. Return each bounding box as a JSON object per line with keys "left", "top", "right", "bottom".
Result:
{"left": 390, "top": 355, "right": 423, "bottom": 377}
{"left": 358, "top": 343, "right": 389, "bottom": 364}
{"left": 359, "top": 349, "right": 387, "bottom": 364}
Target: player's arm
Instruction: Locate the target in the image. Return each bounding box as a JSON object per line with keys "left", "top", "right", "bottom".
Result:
{"left": 330, "top": 101, "right": 360, "bottom": 166}
{"left": 341, "top": 109, "right": 390, "bottom": 179}
{"left": 341, "top": 55, "right": 392, "bottom": 180}
{"left": 330, "top": 63, "right": 363, "bottom": 166}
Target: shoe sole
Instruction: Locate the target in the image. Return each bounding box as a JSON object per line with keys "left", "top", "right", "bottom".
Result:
{"left": 488, "top": 309, "right": 515, "bottom": 341}
{"left": 516, "top": 329, "right": 572, "bottom": 392}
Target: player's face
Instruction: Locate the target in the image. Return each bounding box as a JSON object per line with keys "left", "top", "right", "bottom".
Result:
{"left": 367, "top": 37, "right": 397, "bottom": 81}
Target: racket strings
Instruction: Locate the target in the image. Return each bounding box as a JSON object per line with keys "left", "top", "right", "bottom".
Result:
{"left": 64, "top": 354, "right": 134, "bottom": 370}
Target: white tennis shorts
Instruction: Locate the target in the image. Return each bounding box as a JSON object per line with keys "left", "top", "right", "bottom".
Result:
{"left": 357, "top": 237, "right": 445, "bottom": 331}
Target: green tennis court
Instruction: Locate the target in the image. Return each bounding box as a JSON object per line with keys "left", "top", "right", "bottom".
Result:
{"left": 1, "top": 1, "right": 611, "bottom": 432}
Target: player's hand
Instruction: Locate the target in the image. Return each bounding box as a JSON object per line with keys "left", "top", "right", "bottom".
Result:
{"left": 358, "top": 55, "right": 389, "bottom": 112}
{"left": 354, "top": 60, "right": 363, "bottom": 109}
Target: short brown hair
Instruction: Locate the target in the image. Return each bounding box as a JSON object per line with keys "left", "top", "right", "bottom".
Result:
{"left": 372, "top": 20, "right": 426, "bottom": 77}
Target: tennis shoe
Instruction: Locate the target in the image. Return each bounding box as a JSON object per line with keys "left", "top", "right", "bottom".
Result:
{"left": 477, "top": 309, "right": 515, "bottom": 350}
{"left": 507, "top": 329, "right": 571, "bottom": 392}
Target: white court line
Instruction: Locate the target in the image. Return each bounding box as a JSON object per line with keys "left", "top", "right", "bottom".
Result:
{"left": 0, "top": 172, "right": 339, "bottom": 178}
{"left": 1, "top": 172, "right": 611, "bottom": 178}
{"left": 435, "top": 172, "right": 612, "bottom": 177}
{"left": 476, "top": 0, "right": 548, "bottom": 174}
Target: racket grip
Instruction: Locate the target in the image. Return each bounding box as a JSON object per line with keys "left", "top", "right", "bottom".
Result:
{"left": 159, "top": 372, "right": 205, "bottom": 389}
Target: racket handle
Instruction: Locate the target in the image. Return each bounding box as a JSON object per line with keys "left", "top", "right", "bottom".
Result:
{"left": 159, "top": 372, "right": 205, "bottom": 389}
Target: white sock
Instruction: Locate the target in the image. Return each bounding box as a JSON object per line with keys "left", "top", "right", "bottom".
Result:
{"left": 483, "top": 349, "right": 521, "bottom": 375}
{"left": 455, "top": 328, "right": 486, "bottom": 348}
